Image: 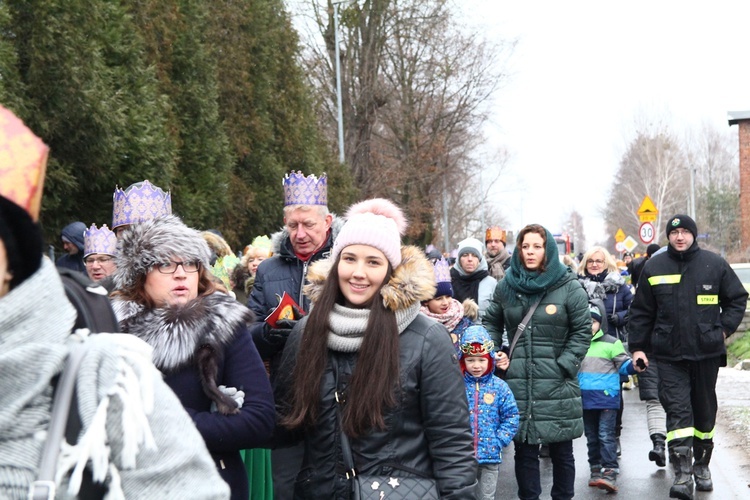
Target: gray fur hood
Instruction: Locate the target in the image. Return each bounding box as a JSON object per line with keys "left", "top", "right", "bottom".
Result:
{"left": 304, "top": 245, "right": 436, "bottom": 312}
{"left": 111, "top": 292, "right": 253, "bottom": 372}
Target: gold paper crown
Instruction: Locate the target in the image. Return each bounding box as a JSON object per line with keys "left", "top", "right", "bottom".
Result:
{"left": 485, "top": 226, "right": 506, "bottom": 243}
{"left": 0, "top": 106, "right": 49, "bottom": 221}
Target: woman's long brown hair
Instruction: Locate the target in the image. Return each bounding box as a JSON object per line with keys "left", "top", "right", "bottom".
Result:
{"left": 282, "top": 256, "right": 400, "bottom": 438}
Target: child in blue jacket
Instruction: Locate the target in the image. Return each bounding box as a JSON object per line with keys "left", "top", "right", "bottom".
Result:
{"left": 459, "top": 325, "right": 519, "bottom": 500}
{"left": 577, "top": 302, "right": 637, "bottom": 493}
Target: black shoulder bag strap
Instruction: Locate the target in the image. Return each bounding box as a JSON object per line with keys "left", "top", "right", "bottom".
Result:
{"left": 508, "top": 292, "right": 546, "bottom": 360}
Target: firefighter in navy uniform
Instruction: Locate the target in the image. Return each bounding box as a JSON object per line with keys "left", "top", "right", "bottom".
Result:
{"left": 628, "top": 214, "right": 747, "bottom": 500}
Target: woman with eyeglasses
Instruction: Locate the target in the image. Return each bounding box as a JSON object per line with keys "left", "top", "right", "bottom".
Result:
{"left": 577, "top": 246, "right": 634, "bottom": 459}
{"left": 110, "top": 215, "right": 275, "bottom": 500}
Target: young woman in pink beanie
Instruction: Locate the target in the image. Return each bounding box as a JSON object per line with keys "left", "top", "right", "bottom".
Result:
{"left": 273, "top": 198, "right": 477, "bottom": 499}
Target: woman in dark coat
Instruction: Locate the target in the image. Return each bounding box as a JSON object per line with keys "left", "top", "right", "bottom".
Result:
{"left": 484, "top": 224, "right": 590, "bottom": 500}
{"left": 111, "top": 216, "right": 275, "bottom": 500}
{"left": 274, "top": 199, "right": 476, "bottom": 499}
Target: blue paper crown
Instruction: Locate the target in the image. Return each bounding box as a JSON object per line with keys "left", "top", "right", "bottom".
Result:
{"left": 434, "top": 258, "right": 452, "bottom": 284}
{"left": 112, "top": 180, "right": 172, "bottom": 229}
{"left": 83, "top": 223, "right": 117, "bottom": 258}
{"left": 282, "top": 171, "right": 328, "bottom": 206}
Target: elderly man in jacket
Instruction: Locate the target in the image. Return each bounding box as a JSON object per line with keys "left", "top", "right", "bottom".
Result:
{"left": 629, "top": 214, "right": 747, "bottom": 500}
{"left": 247, "top": 171, "right": 341, "bottom": 499}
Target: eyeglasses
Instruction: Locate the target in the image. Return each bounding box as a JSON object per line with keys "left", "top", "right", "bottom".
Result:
{"left": 586, "top": 259, "right": 605, "bottom": 266}
{"left": 84, "top": 256, "right": 114, "bottom": 266}
{"left": 155, "top": 261, "right": 201, "bottom": 274}
{"left": 670, "top": 229, "right": 691, "bottom": 236}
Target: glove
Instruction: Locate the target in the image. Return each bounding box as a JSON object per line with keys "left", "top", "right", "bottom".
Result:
{"left": 264, "top": 305, "right": 304, "bottom": 343}
{"left": 608, "top": 314, "right": 619, "bottom": 327}
{"left": 265, "top": 318, "right": 299, "bottom": 343}
{"left": 211, "top": 385, "right": 245, "bottom": 412}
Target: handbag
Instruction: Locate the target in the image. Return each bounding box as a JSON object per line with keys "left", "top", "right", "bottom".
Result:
{"left": 333, "top": 364, "right": 439, "bottom": 499}
{"left": 508, "top": 292, "right": 546, "bottom": 360}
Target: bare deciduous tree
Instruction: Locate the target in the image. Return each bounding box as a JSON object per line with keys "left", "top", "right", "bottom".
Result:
{"left": 294, "top": 0, "right": 514, "bottom": 246}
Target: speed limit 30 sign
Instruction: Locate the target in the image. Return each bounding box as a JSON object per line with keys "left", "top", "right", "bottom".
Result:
{"left": 639, "top": 222, "right": 655, "bottom": 244}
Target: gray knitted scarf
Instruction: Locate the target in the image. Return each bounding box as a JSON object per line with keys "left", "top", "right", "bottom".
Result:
{"left": 0, "top": 260, "right": 164, "bottom": 499}
{"left": 327, "top": 302, "right": 421, "bottom": 352}
{"left": 0, "top": 260, "right": 76, "bottom": 497}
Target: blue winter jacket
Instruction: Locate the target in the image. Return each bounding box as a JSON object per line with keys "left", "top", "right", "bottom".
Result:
{"left": 577, "top": 329, "right": 636, "bottom": 410}
{"left": 460, "top": 327, "right": 519, "bottom": 464}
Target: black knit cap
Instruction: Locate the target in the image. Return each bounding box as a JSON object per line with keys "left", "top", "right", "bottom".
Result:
{"left": 665, "top": 214, "right": 697, "bottom": 239}
{"left": 646, "top": 243, "right": 661, "bottom": 258}
{"left": 0, "top": 195, "right": 43, "bottom": 289}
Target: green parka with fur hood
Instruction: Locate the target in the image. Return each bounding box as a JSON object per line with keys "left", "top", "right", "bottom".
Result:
{"left": 484, "top": 229, "right": 590, "bottom": 445}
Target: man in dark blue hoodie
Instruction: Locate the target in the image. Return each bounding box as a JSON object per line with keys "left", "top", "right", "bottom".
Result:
{"left": 56, "top": 221, "right": 86, "bottom": 274}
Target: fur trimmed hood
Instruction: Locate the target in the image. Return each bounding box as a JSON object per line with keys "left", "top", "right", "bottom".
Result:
{"left": 111, "top": 292, "right": 254, "bottom": 415}
{"left": 113, "top": 215, "right": 211, "bottom": 291}
{"left": 304, "top": 245, "right": 436, "bottom": 311}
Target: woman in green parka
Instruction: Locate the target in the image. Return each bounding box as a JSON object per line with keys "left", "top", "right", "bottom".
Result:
{"left": 484, "top": 224, "right": 590, "bottom": 500}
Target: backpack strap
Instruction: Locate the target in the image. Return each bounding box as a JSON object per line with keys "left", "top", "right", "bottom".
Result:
{"left": 58, "top": 268, "right": 120, "bottom": 334}
{"left": 30, "top": 343, "right": 88, "bottom": 500}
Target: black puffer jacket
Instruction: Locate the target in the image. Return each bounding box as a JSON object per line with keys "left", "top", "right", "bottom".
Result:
{"left": 273, "top": 246, "right": 476, "bottom": 499}
{"left": 275, "top": 315, "right": 476, "bottom": 499}
{"left": 628, "top": 242, "right": 747, "bottom": 362}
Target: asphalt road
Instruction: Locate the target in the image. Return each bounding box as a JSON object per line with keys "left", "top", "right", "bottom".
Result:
{"left": 494, "top": 368, "right": 750, "bottom": 499}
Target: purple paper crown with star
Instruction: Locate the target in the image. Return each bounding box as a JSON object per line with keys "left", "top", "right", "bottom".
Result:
{"left": 83, "top": 223, "right": 117, "bottom": 258}
{"left": 282, "top": 171, "right": 328, "bottom": 206}
{"left": 112, "top": 180, "right": 172, "bottom": 229}
{"left": 433, "top": 258, "right": 454, "bottom": 298}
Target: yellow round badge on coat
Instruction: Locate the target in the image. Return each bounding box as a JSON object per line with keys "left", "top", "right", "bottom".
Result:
{"left": 545, "top": 304, "right": 557, "bottom": 315}
{"left": 484, "top": 393, "right": 495, "bottom": 404}
{"left": 451, "top": 333, "right": 458, "bottom": 344}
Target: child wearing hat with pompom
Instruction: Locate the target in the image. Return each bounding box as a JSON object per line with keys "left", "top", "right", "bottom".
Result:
{"left": 459, "top": 325, "right": 519, "bottom": 500}
{"left": 420, "top": 258, "right": 478, "bottom": 354}
{"left": 578, "top": 301, "right": 637, "bottom": 493}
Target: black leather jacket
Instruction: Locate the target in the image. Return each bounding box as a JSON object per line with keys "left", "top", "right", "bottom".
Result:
{"left": 274, "top": 314, "right": 477, "bottom": 499}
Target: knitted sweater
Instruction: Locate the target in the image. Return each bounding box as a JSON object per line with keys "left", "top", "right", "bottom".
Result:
{"left": 0, "top": 260, "right": 229, "bottom": 499}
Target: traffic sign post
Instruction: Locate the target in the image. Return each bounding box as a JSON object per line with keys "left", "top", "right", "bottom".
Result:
{"left": 638, "top": 195, "right": 658, "bottom": 223}
{"left": 623, "top": 236, "right": 638, "bottom": 253}
{"left": 639, "top": 222, "right": 655, "bottom": 244}
{"left": 614, "top": 228, "right": 626, "bottom": 243}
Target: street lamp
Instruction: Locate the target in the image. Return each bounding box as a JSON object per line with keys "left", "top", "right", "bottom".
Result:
{"left": 332, "top": 1, "right": 351, "bottom": 165}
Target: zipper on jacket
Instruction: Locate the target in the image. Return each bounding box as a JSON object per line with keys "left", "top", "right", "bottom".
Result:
{"left": 299, "top": 260, "right": 309, "bottom": 306}
{"left": 473, "top": 381, "right": 480, "bottom": 453}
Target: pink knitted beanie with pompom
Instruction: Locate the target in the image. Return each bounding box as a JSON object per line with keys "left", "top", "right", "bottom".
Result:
{"left": 331, "top": 198, "right": 407, "bottom": 268}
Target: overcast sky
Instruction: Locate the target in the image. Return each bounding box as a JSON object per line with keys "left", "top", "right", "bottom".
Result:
{"left": 458, "top": 0, "right": 750, "bottom": 246}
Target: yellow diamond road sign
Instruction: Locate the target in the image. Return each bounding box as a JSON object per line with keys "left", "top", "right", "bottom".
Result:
{"left": 623, "top": 236, "right": 638, "bottom": 253}
{"left": 637, "top": 195, "right": 658, "bottom": 223}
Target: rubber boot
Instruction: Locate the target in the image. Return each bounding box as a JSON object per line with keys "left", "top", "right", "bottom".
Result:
{"left": 649, "top": 433, "right": 667, "bottom": 467}
{"left": 669, "top": 446, "right": 694, "bottom": 500}
{"left": 693, "top": 441, "right": 714, "bottom": 492}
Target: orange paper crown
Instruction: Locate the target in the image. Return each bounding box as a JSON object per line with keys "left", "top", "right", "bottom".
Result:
{"left": 485, "top": 226, "right": 506, "bottom": 243}
{"left": 0, "top": 106, "right": 49, "bottom": 221}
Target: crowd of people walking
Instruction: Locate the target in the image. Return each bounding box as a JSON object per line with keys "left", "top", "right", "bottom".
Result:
{"left": 1, "top": 104, "right": 747, "bottom": 500}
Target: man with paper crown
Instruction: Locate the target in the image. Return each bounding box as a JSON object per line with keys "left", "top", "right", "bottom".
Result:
{"left": 83, "top": 223, "right": 117, "bottom": 285}
{"left": 485, "top": 226, "right": 510, "bottom": 281}
{"left": 246, "top": 171, "right": 343, "bottom": 499}
{"left": 111, "top": 179, "right": 172, "bottom": 237}
{"left": 0, "top": 105, "right": 230, "bottom": 498}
